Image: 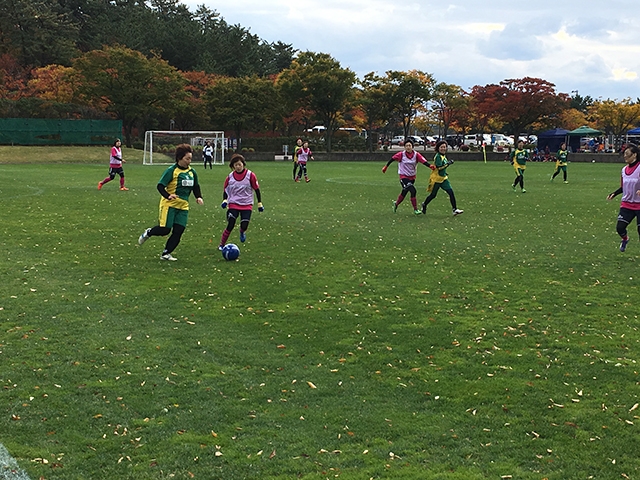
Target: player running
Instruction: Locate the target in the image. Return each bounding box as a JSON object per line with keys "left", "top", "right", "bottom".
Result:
{"left": 551, "top": 142, "right": 569, "bottom": 183}
{"left": 606, "top": 143, "right": 640, "bottom": 252}
{"left": 137, "top": 144, "right": 204, "bottom": 261}
{"left": 510, "top": 140, "right": 529, "bottom": 193}
{"left": 98, "top": 139, "right": 128, "bottom": 191}
{"left": 218, "top": 153, "right": 263, "bottom": 249}
{"left": 295, "top": 140, "right": 313, "bottom": 183}
{"left": 292, "top": 137, "right": 302, "bottom": 180}
{"left": 421, "top": 140, "right": 463, "bottom": 216}
{"left": 382, "top": 139, "right": 435, "bottom": 215}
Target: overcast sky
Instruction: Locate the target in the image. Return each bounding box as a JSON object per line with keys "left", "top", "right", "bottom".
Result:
{"left": 182, "top": 0, "right": 640, "bottom": 100}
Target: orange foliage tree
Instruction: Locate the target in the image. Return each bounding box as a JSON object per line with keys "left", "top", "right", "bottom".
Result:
{"left": 470, "top": 77, "right": 569, "bottom": 136}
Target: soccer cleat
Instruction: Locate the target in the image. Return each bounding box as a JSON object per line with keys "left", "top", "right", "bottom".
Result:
{"left": 138, "top": 228, "right": 151, "bottom": 245}
{"left": 421, "top": 202, "right": 427, "bottom": 214}
{"left": 239, "top": 231, "right": 246, "bottom": 243}
{"left": 512, "top": 185, "right": 517, "bottom": 192}
{"left": 521, "top": 189, "right": 526, "bottom": 193}
{"left": 295, "top": 177, "right": 300, "bottom": 183}
{"left": 453, "top": 208, "right": 464, "bottom": 216}
{"left": 564, "top": 181, "right": 568, "bottom": 184}
{"left": 97, "top": 182, "right": 103, "bottom": 190}
{"left": 620, "top": 238, "right": 629, "bottom": 252}
{"left": 392, "top": 201, "right": 397, "bottom": 213}
{"left": 414, "top": 209, "right": 422, "bottom": 215}
{"left": 218, "top": 245, "right": 224, "bottom": 251}
{"left": 305, "top": 177, "right": 310, "bottom": 183}
{"left": 160, "top": 253, "right": 177, "bottom": 261}
{"left": 550, "top": 175, "right": 554, "bottom": 182}
{"left": 120, "top": 186, "right": 129, "bottom": 191}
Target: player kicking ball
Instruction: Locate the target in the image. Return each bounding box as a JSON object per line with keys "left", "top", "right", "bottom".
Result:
{"left": 218, "top": 153, "right": 263, "bottom": 250}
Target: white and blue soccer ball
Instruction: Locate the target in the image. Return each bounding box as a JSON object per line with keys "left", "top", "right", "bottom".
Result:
{"left": 222, "top": 243, "right": 240, "bottom": 261}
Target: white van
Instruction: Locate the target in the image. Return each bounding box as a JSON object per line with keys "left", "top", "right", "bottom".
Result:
{"left": 464, "top": 134, "right": 491, "bottom": 146}
{"left": 490, "top": 134, "right": 513, "bottom": 146}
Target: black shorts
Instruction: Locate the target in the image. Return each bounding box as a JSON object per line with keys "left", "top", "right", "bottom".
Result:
{"left": 109, "top": 167, "right": 124, "bottom": 176}
{"left": 227, "top": 208, "right": 252, "bottom": 223}
{"left": 399, "top": 178, "right": 415, "bottom": 189}
{"left": 617, "top": 207, "right": 640, "bottom": 225}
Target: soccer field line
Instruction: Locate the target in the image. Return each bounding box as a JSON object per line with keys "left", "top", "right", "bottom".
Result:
{"left": 2, "top": 185, "right": 45, "bottom": 199}
{"left": 324, "top": 177, "right": 389, "bottom": 186}
{"left": 0, "top": 444, "right": 30, "bottom": 480}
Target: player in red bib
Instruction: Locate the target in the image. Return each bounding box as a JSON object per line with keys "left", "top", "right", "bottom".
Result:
{"left": 607, "top": 143, "right": 640, "bottom": 252}
{"left": 295, "top": 141, "right": 313, "bottom": 183}
{"left": 382, "top": 139, "right": 435, "bottom": 214}
{"left": 218, "top": 153, "right": 263, "bottom": 249}
{"left": 98, "top": 139, "right": 128, "bottom": 191}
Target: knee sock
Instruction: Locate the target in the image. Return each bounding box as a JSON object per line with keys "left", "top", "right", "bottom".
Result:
{"left": 220, "top": 229, "right": 231, "bottom": 247}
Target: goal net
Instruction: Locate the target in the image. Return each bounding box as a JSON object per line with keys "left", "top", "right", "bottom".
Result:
{"left": 143, "top": 130, "right": 226, "bottom": 166}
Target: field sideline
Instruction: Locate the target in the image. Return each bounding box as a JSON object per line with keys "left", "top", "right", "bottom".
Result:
{"left": 1, "top": 157, "right": 639, "bottom": 479}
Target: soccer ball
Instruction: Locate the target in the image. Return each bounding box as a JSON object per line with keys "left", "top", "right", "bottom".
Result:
{"left": 221, "top": 243, "right": 240, "bottom": 261}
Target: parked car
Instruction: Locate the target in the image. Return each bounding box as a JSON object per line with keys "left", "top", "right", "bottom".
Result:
{"left": 407, "top": 135, "right": 425, "bottom": 145}
{"left": 463, "top": 134, "right": 489, "bottom": 146}
{"left": 391, "top": 135, "right": 406, "bottom": 145}
{"left": 490, "top": 134, "right": 513, "bottom": 146}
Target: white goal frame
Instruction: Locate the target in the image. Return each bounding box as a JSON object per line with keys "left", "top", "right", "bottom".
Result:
{"left": 143, "top": 130, "right": 226, "bottom": 166}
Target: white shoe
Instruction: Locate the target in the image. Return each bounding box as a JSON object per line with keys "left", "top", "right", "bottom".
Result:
{"left": 138, "top": 228, "right": 151, "bottom": 245}
{"left": 160, "top": 253, "right": 177, "bottom": 261}
{"left": 452, "top": 209, "right": 464, "bottom": 216}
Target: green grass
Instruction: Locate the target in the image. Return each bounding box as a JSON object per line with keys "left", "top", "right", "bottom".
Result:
{"left": 1, "top": 157, "right": 639, "bottom": 479}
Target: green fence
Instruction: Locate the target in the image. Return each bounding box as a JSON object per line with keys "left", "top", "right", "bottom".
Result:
{"left": 0, "top": 118, "right": 122, "bottom": 145}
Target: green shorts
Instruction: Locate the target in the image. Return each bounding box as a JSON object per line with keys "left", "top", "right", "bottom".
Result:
{"left": 159, "top": 205, "right": 189, "bottom": 228}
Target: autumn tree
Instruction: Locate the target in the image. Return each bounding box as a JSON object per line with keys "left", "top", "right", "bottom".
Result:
{"left": 430, "top": 82, "right": 469, "bottom": 137}
{"left": 589, "top": 98, "right": 640, "bottom": 145}
{"left": 358, "top": 73, "right": 392, "bottom": 152}
{"left": 73, "top": 45, "right": 187, "bottom": 146}
{"left": 172, "top": 70, "right": 219, "bottom": 131}
{"left": 471, "top": 77, "right": 569, "bottom": 137}
{"left": 383, "top": 70, "right": 435, "bottom": 139}
{"left": 554, "top": 109, "right": 591, "bottom": 131}
{"left": 205, "top": 75, "right": 279, "bottom": 150}
{"left": 27, "top": 65, "right": 76, "bottom": 103}
{"left": 277, "top": 52, "right": 355, "bottom": 152}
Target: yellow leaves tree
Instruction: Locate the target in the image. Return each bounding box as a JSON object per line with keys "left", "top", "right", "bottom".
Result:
{"left": 26, "top": 65, "right": 76, "bottom": 103}
{"left": 555, "top": 108, "right": 591, "bottom": 131}
{"left": 589, "top": 98, "right": 640, "bottom": 143}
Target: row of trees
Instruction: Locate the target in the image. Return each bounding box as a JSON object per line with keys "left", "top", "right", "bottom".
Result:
{"left": 0, "top": 0, "right": 294, "bottom": 76}
{"left": 2, "top": 2, "right": 640, "bottom": 150}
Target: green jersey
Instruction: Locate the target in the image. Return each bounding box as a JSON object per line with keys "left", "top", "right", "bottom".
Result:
{"left": 510, "top": 149, "right": 529, "bottom": 166}
{"left": 158, "top": 164, "right": 200, "bottom": 210}
{"left": 556, "top": 149, "right": 568, "bottom": 164}
{"left": 433, "top": 152, "right": 449, "bottom": 177}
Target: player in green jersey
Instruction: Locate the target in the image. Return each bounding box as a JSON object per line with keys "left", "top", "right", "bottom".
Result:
{"left": 421, "top": 140, "right": 463, "bottom": 216}
{"left": 551, "top": 142, "right": 569, "bottom": 183}
{"left": 138, "top": 144, "right": 204, "bottom": 261}
{"left": 292, "top": 137, "right": 302, "bottom": 180}
{"left": 509, "top": 140, "right": 529, "bottom": 193}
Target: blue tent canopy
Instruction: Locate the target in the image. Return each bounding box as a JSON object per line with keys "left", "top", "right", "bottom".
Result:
{"left": 627, "top": 127, "right": 640, "bottom": 135}
{"left": 537, "top": 128, "right": 569, "bottom": 153}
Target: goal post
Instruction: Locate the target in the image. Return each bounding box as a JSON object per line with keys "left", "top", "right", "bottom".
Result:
{"left": 143, "top": 130, "right": 226, "bottom": 166}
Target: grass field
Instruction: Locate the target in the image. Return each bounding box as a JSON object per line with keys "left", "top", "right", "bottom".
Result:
{"left": 1, "top": 153, "right": 639, "bottom": 479}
